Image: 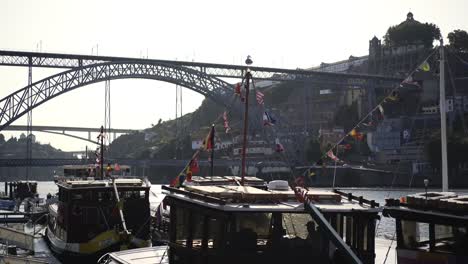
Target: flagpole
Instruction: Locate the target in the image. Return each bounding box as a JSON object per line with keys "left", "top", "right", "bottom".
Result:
{"left": 439, "top": 39, "right": 448, "bottom": 192}
{"left": 332, "top": 147, "right": 337, "bottom": 188}
{"left": 241, "top": 56, "right": 253, "bottom": 186}
{"left": 210, "top": 124, "right": 215, "bottom": 178}
{"left": 100, "top": 125, "right": 104, "bottom": 179}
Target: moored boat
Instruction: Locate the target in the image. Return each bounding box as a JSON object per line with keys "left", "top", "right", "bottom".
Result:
{"left": 46, "top": 174, "right": 152, "bottom": 261}
{"left": 383, "top": 193, "right": 468, "bottom": 263}
{"left": 161, "top": 182, "right": 380, "bottom": 264}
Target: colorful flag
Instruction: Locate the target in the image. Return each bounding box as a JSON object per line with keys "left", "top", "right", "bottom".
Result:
{"left": 189, "top": 158, "right": 199, "bottom": 174}
{"left": 275, "top": 138, "right": 284, "bottom": 152}
{"left": 234, "top": 83, "right": 241, "bottom": 95}
{"left": 418, "top": 61, "right": 430, "bottom": 72}
{"left": 263, "top": 111, "right": 276, "bottom": 126}
{"left": 327, "top": 150, "right": 340, "bottom": 162}
{"left": 202, "top": 126, "right": 215, "bottom": 150}
{"left": 170, "top": 173, "right": 186, "bottom": 188}
{"left": 402, "top": 76, "right": 421, "bottom": 88}
{"left": 223, "top": 111, "right": 230, "bottom": 133}
{"left": 256, "top": 91, "right": 265, "bottom": 105}
{"left": 185, "top": 167, "right": 192, "bottom": 182}
{"left": 294, "top": 176, "right": 305, "bottom": 187}
{"left": 385, "top": 90, "right": 400, "bottom": 102}
{"left": 377, "top": 104, "right": 385, "bottom": 118}
{"left": 361, "top": 121, "right": 374, "bottom": 127}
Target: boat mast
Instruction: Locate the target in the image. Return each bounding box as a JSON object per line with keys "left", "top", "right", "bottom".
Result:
{"left": 439, "top": 39, "right": 448, "bottom": 192}
{"left": 100, "top": 125, "right": 104, "bottom": 179}
{"left": 240, "top": 56, "right": 253, "bottom": 185}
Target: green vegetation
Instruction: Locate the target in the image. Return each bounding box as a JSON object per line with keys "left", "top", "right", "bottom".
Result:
{"left": 383, "top": 16, "right": 440, "bottom": 47}
{"left": 448, "top": 29, "right": 468, "bottom": 53}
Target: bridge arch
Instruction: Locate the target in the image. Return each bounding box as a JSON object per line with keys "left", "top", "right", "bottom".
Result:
{"left": 0, "top": 61, "right": 235, "bottom": 130}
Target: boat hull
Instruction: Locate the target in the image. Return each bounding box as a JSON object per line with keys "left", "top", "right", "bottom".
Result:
{"left": 45, "top": 227, "right": 151, "bottom": 262}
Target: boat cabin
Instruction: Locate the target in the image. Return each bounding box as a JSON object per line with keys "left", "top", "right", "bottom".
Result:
{"left": 48, "top": 178, "right": 151, "bottom": 250}
{"left": 383, "top": 192, "right": 468, "bottom": 264}
{"left": 56, "top": 164, "right": 131, "bottom": 182}
{"left": 162, "top": 184, "right": 380, "bottom": 264}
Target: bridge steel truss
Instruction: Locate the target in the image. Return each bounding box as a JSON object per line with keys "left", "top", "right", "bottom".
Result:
{"left": 0, "top": 50, "right": 401, "bottom": 85}
{"left": 0, "top": 50, "right": 404, "bottom": 133}
{"left": 3, "top": 125, "right": 138, "bottom": 144}
{"left": 0, "top": 61, "right": 234, "bottom": 131}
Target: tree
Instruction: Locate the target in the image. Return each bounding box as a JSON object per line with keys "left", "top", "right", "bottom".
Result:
{"left": 384, "top": 21, "right": 440, "bottom": 47}
{"left": 448, "top": 29, "right": 468, "bottom": 53}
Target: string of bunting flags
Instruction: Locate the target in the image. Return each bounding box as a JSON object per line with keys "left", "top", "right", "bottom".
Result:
{"left": 317, "top": 48, "right": 438, "bottom": 167}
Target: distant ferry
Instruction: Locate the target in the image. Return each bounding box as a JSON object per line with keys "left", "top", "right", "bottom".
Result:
{"left": 46, "top": 165, "right": 152, "bottom": 261}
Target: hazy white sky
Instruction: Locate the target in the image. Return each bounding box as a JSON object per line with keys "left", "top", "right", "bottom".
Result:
{"left": 1, "top": 0, "right": 467, "bottom": 151}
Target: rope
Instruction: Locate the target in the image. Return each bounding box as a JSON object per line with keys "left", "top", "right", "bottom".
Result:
{"left": 382, "top": 231, "right": 396, "bottom": 264}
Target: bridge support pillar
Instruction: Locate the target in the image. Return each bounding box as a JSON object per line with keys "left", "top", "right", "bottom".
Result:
{"left": 88, "top": 131, "right": 91, "bottom": 141}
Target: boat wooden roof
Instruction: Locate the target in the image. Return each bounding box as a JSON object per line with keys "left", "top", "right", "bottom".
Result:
{"left": 165, "top": 185, "right": 379, "bottom": 214}
{"left": 58, "top": 178, "right": 147, "bottom": 189}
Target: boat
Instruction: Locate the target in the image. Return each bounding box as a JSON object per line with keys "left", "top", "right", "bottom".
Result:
{"left": 45, "top": 127, "right": 152, "bottom": 262}
{"left": 382, "top": 41, "right": 468, "bottom": 263}
{"left": 46, "top": 176, "right": 152, "bottom": 260}
{"left": 383, "top": 193, "right": 468, "bottom": 263}
{"left": 160, "top": 182, "right": 380, "bottom": 264}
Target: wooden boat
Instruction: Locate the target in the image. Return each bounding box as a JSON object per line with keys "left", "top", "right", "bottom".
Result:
{"left": 160, "top": 181, "right": 380, "bottom": 264}
{"left": 383, "top": 193, "right": 468, "bottom": 263}
{"left": 45, "top": 165, "right": 152, "bottom": 262}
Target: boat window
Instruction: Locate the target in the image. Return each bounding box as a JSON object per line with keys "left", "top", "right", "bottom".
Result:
{"left": 207, "top": 216, "right": 222, "bottom": 249}
{"left": 175, "top": 207, "right": 189, "bottom": 246}
{"left": 235, "top": 213, "right": 271, "bottom": 239}
{"left": 282, "top": 213, "right": 313, "bottom": 239}
{"left": 191, "top": 212, "right": 204, "bottom": 248}
{"left": 401, "top": 221, "right": 429, "bottom": 249}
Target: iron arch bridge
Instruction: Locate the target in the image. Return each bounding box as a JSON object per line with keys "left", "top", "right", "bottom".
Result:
{"left": 0, "top": 61, "right": 235, "bottom": 131}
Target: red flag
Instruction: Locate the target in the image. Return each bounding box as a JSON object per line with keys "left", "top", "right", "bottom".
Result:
{"left": 189, "top": 158, "right": 199, "bottom": 174}
{"left": 294, "top": 176, "right": 305, "bottom": 187}
{"left": 256, "top": 91, "right": 265, "bottom": 105}
{"left": 202, "top": 126, "right": 214, "bottom": 150}
{"left": 223, "top": 111, "right": 230, "bottom": 133}
{"left": 235, "top": 83, "right": 241, "bottom": 95}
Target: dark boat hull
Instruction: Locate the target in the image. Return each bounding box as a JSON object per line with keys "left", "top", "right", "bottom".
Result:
{"left": 45, "top": 228, "right": 151, "bottom": 263}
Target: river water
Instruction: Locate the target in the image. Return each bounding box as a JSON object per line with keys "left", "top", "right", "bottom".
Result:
{"left": 17, "top": 181, "right": 468, "bottom": 239}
